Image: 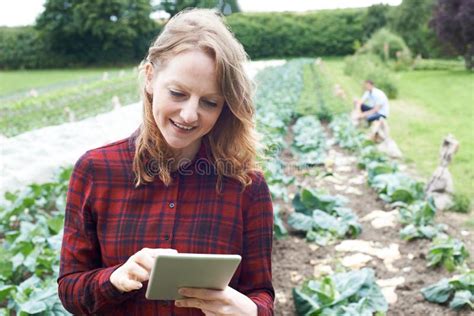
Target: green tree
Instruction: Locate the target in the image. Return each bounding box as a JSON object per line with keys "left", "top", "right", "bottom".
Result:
{"left": 36, "top": 0, "right": 158, "bottom": 65}
{"left": 363, "top": 4, "right": 391, "bottom": 40}
{"left": 157, "top": 0, "right": 240, "bottom": 17}
{"left": 389, "top": 0, "right": 441, "bottom": 57}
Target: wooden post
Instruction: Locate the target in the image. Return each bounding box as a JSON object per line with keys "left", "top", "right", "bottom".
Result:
{"left": 425, "top": 134, "right": 459, "bottom": 210}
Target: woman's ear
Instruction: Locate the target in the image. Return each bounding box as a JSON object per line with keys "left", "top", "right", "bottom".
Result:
{"left": 145, "top": 62, "right": 154, "bottom": 95}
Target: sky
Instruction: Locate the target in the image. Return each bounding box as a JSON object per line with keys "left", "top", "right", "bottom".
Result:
{"left": 0, "top": 0, "right": 402, "bottom": 27}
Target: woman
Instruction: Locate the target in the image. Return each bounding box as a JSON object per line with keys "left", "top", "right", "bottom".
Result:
{"left": 57, "top": 8, "right": 274, "bottom": 315}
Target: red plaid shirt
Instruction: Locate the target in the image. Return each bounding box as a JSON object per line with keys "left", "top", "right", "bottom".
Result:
{"left": 58, "top": 130, "right": 274, "bottom": 315}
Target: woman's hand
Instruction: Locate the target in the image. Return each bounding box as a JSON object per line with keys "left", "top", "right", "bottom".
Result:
{"left": 174, "top": 286, "right": 257, "bottom": 316}
{"left": 110, "top": 247, "right": 177, "bottom": 293}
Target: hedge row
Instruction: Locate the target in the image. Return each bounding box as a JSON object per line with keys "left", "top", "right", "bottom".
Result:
{"left": 226, "top": 9, "right": 365, "bottom": 59}
{"left": 0, "top": 25, "right": 161, "bottom": 70}
{"left": 0, "top": 9, "right": 367, "bottom": 69}
{"left": 0, "top": 27, "right": 68, "bottom": 69}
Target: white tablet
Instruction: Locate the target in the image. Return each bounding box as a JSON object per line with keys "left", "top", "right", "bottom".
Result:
{"left": 145, "top": 253, "right": 242, "bottom": 300}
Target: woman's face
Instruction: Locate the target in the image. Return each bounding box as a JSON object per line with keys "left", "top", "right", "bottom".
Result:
{"left": 146, "top": 49, "right": 225, "bottom": 154}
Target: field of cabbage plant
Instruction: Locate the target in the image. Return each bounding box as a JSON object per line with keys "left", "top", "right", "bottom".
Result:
{"left": 0, "top": 59, "right": 472, "bottom": 315}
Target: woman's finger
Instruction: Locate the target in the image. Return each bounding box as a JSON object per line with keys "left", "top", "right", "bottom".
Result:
{"left": 119, "top": 276, "right": 143, "bottom": 292}
{"left": 175, "top": 298, "right": 227, "bottom": 314}
{"left": 178, "top": 287, "right": 226, "bottom": 301}
{"left": 127, "top": 261, "right": 150, "bottom": 282}
{"left": 132, "top": 250, "right": 156, "bottom": 272}
{"left": 147, "top": 248, "right": 178, "bottom": 257}
{"left": 175, "top": 298, "right": 211, "bottom": 310}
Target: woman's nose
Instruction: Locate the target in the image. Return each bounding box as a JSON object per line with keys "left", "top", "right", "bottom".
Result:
{"left": 179, "top": 98, "right": 199, "bottom": 124}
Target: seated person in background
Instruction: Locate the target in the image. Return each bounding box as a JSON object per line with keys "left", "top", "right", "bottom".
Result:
{"left": 353, "top": 79, "right": 390, "bottom": 124}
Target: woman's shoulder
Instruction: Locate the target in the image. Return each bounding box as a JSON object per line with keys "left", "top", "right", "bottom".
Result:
{"left": 243, "top": 170, "right": 269, "bottom": 196}
{"left": 80, "top": 136, "right": 133, "bottom": 161}
{"left": 240, "top": 170, "right": 273, "bottom": 213}
{"left": 248, "top": 170, "right": 266, "bottom": 185}
{"left": 73, "top": 134, "right": 135, "bottom": 178}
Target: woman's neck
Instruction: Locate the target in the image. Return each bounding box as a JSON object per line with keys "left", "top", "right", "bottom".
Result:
{"left": 170, "top": 139, "right": 201, "bottom": 170}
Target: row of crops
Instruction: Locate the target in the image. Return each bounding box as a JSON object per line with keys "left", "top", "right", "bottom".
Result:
{"left": 329, "top": 115, "right": 473, "bottom": 311}
{"left": 0, "top": 69, "right": 139, "bottom": 137}
{"left": 254, "top": 60, "right": 391, "bottom": 315}
{"left": 0, "top": 59, "right": 471, "bottom": 314}
{"left": 256, "top": 59, "right": 472, "bottom": 314}
{"left": 0, "top": 169, "right": 71, "bottom": 314}
{"left": 0, "top": 70, "right": 142, "bottom": 314}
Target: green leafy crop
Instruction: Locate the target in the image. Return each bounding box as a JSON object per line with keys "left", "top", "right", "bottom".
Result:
{"left": 0, "top": 168, "right": 72, "bottom": 315}
{"left": 427, "top": 235, "right": 470, "bottom": 272}
{"left": 288, "top": 188, "right": 361, "bottom": 245}
{"left": 422, "top": 270, "right": 473, "bottom": 311}
{"left": 291, "top": 115, "right": 328, "bottom": 166}
{"left": 293, "top": 268, "right": 388, "bottom": 315}
{"left": 398, "top": 199, "right": 446, "bottom": 241}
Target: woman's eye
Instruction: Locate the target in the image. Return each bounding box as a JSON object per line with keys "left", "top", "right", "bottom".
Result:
{"left": 169, "top": 90, "right": 184, "bottom": 97}
{"left": 203, "top": 100, "right": 217, "bottom": 107}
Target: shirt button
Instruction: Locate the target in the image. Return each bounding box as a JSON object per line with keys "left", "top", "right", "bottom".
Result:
{"left": 169, "top": 202, "right": 175, "bottom": 209}
{"left": 164, "top": 234, "right": 170, "bottom": 240}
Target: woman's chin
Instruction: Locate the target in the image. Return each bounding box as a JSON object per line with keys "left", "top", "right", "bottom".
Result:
{"left": 162, "top": 135, "right": 196, "bottom": 151}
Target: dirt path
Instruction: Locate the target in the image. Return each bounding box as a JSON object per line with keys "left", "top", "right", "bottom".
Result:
{"left": 271, "top": 126, "right": 473, "bottom": 315}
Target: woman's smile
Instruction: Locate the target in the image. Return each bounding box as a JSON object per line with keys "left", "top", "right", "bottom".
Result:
{"left": 169, "top": 118, "right": 197, "bottom": 132}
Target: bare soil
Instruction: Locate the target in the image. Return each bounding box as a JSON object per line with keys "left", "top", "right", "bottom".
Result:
{"left": 271, "top": 128, "right": 473, "bottom": 316}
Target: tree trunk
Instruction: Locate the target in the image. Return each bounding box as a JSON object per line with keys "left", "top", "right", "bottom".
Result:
{"left": 465, "top": 43, "right": 474, "bottom": 71}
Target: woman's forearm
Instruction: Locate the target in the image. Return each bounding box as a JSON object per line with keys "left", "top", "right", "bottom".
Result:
{"left": 58, "top": 264, "right": 134, "bottom": 314}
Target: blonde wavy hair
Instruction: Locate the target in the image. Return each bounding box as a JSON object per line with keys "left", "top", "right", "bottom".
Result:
{"left": 133, "top": 8, "right": 259, "bottom": 190}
